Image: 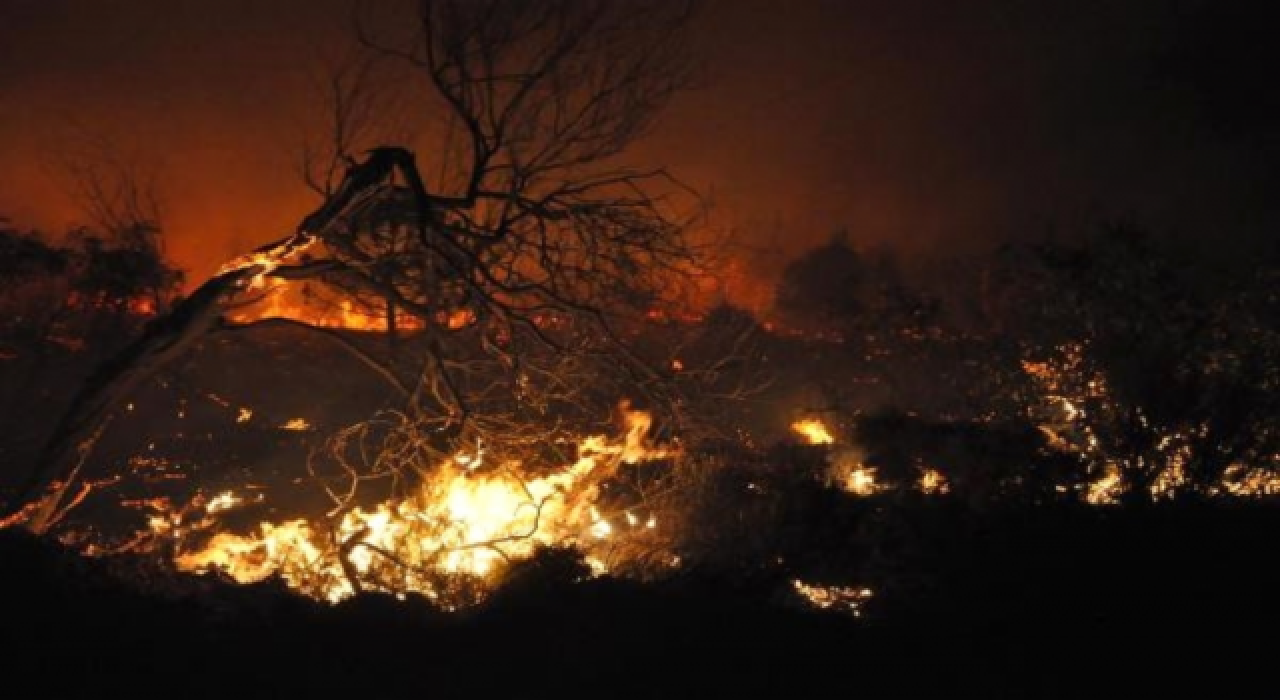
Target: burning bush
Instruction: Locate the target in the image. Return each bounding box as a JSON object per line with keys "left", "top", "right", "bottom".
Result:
{"left": 111, "top": 403, "right": 684, "bottom": 608}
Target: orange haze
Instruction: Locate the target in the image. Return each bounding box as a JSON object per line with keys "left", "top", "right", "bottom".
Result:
{"left": 2, "top": 0, "right": 1273, "bottom": 313}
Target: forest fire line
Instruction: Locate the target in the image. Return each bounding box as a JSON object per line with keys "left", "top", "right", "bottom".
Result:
{"left": 135, "top": 407, "right": 681, "bottom": 606}
{"left": 5, "top": 213, "right": 1275, "bottom": 613}
{"left": 18, "top": 401, "right": 1273, "bottom": 611}
{"left": 8, "top": 398, "right": 1276, "bottom": 615}
{"left": 103, "top": 401, "right": 1273, "bottom": 612}
{"left": 223, "top": 279, "right": 704, "bottom": 333}
{"left": 226, "top": 280, "right": 438, "bottom": 332}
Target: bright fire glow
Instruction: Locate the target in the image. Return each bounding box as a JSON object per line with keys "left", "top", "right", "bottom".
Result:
{"left": 846, "top": 466, "right": 878, "bottom": 496}
{"left": 217, "top": 237, "right": 318, "bottom": 290}
{"left": 223, "top": 279, "right": 481, "bottom": 333}
{"left": 156, "top": 408, "right": 679, "bottom": 606}
{"left": 791, "top": 419, "right": 834, "bottom": 445}
{"left": 204, "top": 490, "right": 242, "bottom": 514}
{"left": 918, "top": 468, "right": 949, "bottom": 495}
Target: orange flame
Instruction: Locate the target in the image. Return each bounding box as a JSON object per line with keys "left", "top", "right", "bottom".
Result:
{"left": 791, "top": 418, "right": 834, "bottom": 445}
{"left": 155, "top": 406, "right": 678, "bottom": 606}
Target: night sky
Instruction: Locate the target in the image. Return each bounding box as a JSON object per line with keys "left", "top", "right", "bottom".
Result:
{"left": 1, "top": 0, "right": 1275, "bottom": 309}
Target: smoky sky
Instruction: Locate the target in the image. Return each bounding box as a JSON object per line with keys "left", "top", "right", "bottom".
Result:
{"left": 1, "top": 0, "right": 1275, "bottom": 309}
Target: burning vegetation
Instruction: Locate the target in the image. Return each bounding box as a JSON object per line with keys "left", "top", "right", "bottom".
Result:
{"left": 146, "top": 406, "right": 679, "bottom": 607}
{"left": 3, "top": 171, "right": 1280, "bottom": 621}
{"left": 4, "top": 184, "right": 1280, "bottom": 700}
{"left": 2, "top": 3, "right": 1280, "bottom": 694}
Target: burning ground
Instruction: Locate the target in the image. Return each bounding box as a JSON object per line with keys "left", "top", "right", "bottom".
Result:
{"left": 2, "top": 127, "right": 1278, "bottom": 698}
{"left": 4, "top": 301, "right": 1280, "bottom": 696}
{"left": 4, "top": 1, "right": 1280, "bottom": 692}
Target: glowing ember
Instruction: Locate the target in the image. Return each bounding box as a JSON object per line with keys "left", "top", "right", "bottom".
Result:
{"left": 279, "top": 418, "right": 311, "bottom": 431}
{"left": 918, "top": 468, "right": 949, "bottom": 495}
{"left": 791, "top": 579, "right": 873, "bottom": 617}
{"left": 1221, "top": 465, "right": 1280, "bottom": 497}
{"left": 792, "top": 419, "right": 835, "bottom": 445}
{"left": 444, "top": 309, "right": 476, "bottom": 330}
{"left": 1081, "top": 464, "right": 1141, "bottom": 504}
{"left": 826, "top": 447, "right": 881, "bottom": 496}
{"left": 845, "top": 467, "right": 878, "bottom": 496}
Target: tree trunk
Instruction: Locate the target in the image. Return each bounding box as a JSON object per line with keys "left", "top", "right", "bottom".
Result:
{"left": 11, "top": 269, "right": 254, "bottom": 532}
{"left": 2, "top": 148, "right": 429, "bottom": 533}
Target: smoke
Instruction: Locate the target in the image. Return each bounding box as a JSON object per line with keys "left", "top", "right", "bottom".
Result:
{"left": 1, "top": 0, "right": 1274, "bottom": 305}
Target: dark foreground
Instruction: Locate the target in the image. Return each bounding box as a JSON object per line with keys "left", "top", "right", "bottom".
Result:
{"left": 4, "top": 502, "right": 1278, "bottom": 699}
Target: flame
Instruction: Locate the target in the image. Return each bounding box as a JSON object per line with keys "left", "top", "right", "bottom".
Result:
{"left": 845, "top": 466, "right": 878, "bottom": 496}
{"left": 204, "top": 491, "right": 243, "bottom": 514}
{"left": 221, "top": 278, "right": 485, "bottom": 333}
{"left": 791, "top": 419, "right": 834, "bottom": 445}
{"left": 918, "top": 468, "right": 949, "bottom": 495}
{"left": 156, "top": 406, "right": 678, "bottom": 606}
{"left": 216, "top": 237, "right": 318, "bottom": 290}
{"left": 228, "top": 282, "right": 428, "bottom": 332}
{"left": 444, "top": 309, "right": 476, "bottom": 330}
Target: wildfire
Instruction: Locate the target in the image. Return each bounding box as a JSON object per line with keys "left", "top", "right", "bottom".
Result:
{"left": 227, "top": 280, "right": 427, "bottom": 332}
{"left": 220, "top": 278, "right": 486, "bottom": 333}
{"left": 791, "top": 418, "right": 834, "bottom": 445}
{"left": 153, "top": 407, "right": 679, "bottom": 606}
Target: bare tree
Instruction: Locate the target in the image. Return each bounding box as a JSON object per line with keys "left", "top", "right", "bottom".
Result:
{"left": 5, "top": 0, "right": 717, "bottom": 534}
{"left": 280, "top": 0, "right": 716, "bottom": 514}
{"left": 55, "top": 128, "right": 165, "bottom": 240}
{"left": 53, "top": 127, "right": 184, "bottom": 315}
{"left": 295, "top": 51, "right": 412, "bottom": 199}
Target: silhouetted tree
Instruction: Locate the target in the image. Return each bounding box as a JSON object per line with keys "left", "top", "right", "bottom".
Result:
{"left": 0, "top": 225, "right": 69, "bottom": 351}
{"left": 0, "top": 218, "right": 182, "bottom": 490}
{"left": 774, "top": 232, "right": 995, "bottom": 422}
{"left": 774, "top": 229, "right": 865, "bottom": 333}
{"left": 7, "top": 0, "right": 710, "bottom": 537}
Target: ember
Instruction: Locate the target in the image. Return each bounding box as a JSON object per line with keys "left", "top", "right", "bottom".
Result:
{"left": 791, "top": 579, "right": 874, "bottom": 617}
